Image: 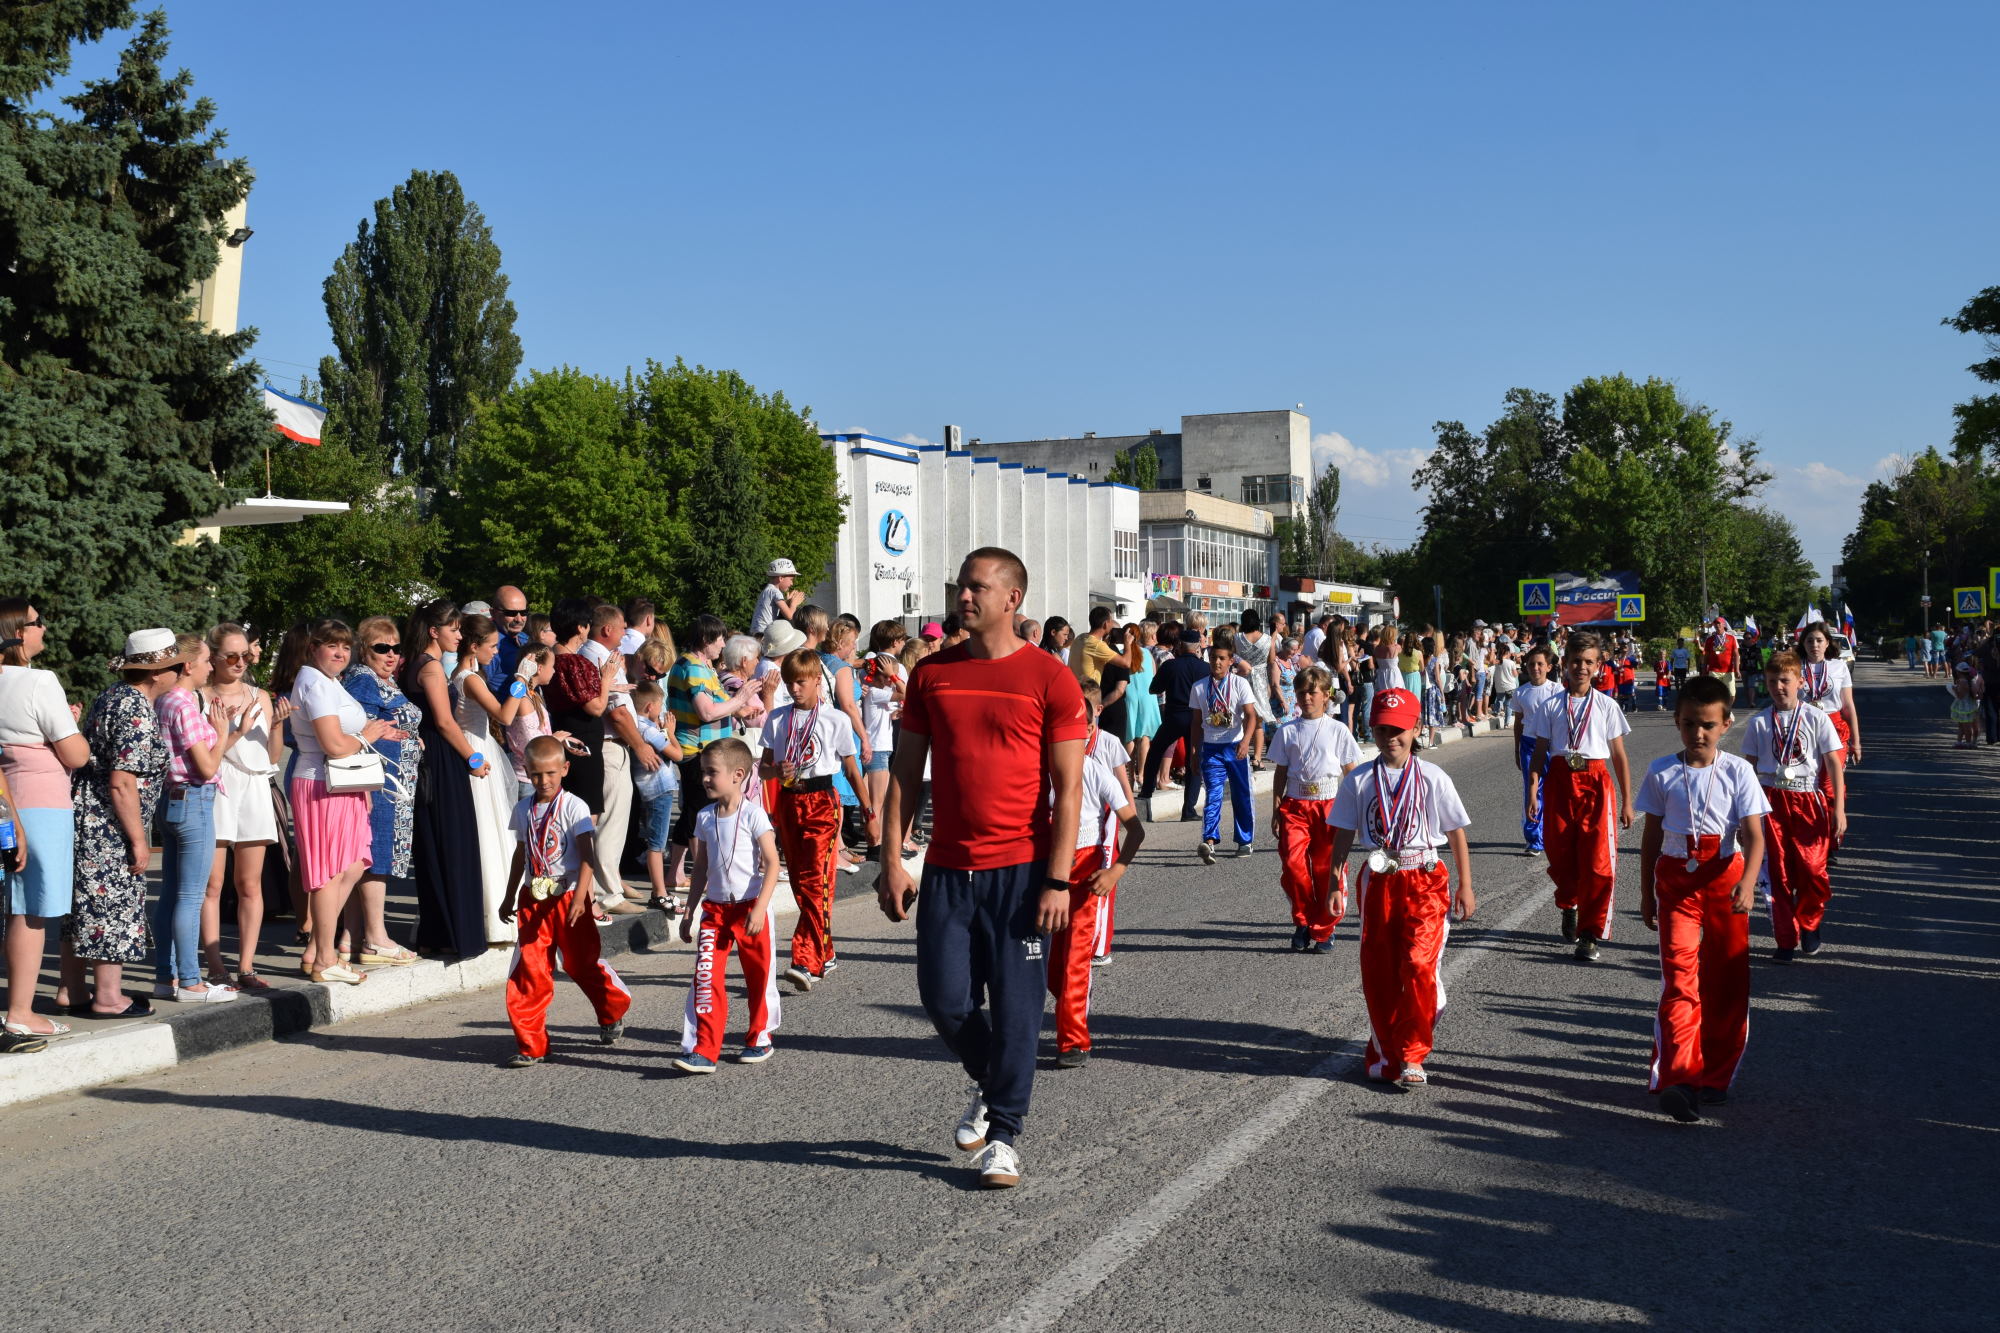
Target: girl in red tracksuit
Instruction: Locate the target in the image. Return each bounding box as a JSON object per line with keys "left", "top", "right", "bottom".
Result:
{"left": 1525, "top": 633, "right": 1635, "bottom": 962}
{"left": 1635, "top": 673, "right": 1769, "bottom": 1123}
{"left": 1266, "top": 664, "right": 1361, "bottom": 954}
{"left": 1740, "top": 651, "right": 1846, "bottom": 963}
{"left": 1327, "top": 687, "right": 1475, "bottom": 1090}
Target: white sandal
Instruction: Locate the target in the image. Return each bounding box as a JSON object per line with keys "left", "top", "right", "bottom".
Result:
{"left": 2, "top": 1018, "right": 71, "bottom": 1039}
{"left": 312, "top": 965, "right": 368, "bottom": 985}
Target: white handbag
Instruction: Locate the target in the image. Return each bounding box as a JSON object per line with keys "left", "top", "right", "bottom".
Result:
{"left": 324, "top": 744, "right": 386, "bottom": 794}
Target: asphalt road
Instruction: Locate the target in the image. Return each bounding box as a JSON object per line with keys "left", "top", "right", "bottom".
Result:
{"left": 3, "top": 663, "right": 1992, "bottom": 1332}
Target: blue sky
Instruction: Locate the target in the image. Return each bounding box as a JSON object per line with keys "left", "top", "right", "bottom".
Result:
{"left": 58, "top": 2, "right": 1999, "bottom": 577}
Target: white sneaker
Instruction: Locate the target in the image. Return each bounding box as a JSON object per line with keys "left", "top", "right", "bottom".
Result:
{"left": 1197, "top": 840, "right": 1217, "bottom": 865}
{"left": 782, "top": 966, "right": 815, "bottom": 993}
{"left": 976, "top": 1140, "right": 1021, "bottom": 1188}
{"left": 955, "top": 1087, "right": 990, "bottom": 1152}
{"left": 176, "top": 981, "right": 239, "bottom": 1004}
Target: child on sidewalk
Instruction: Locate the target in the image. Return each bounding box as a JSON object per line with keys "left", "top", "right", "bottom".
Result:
{"left": 1047, "top": 686, "right": 1144, "bottom": 1069}
{"left": 1511, "top": 646, "right": 1564, "bottom": 859}
{"left": 760, "top": 649, "right": 866, "bottom": 994}
{"left": 1635, "top": 674, "right": 1769, "bottom": 1122}
{"left": 630, "top": 681, "right": 685, "bottom": 916}
{"left": 674, "top": 738, "right": 783, "bottom": 1073}
{"left": 1740, "top": 652, "right": 1845, "bottom": 963}
{"left": 1326, "top": 688, "right": 1475, "bottom": 1089}
{"left": 1266, "top": 665, "right": 1362, "bottom": 953}
{"left": 1195, "top": 640, "right": 1259, "bottom": 865}
{"left": 1081, "top": 681, "right": 1135, "bottom": 966}
{"left": 1950, "top": 663, "right": 1982, "bottom": 746}
{"left": 1525, "top": 633, "right": 1635, "bottom": 961}
{"left": 498, "top": 736, "right": 634, "bottom": 1068}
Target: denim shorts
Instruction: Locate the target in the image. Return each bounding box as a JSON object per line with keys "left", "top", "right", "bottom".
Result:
{"left": 639, "top": 791, "right": 674, "bottom": 854}
{"left": 863, "top": 751, "right": 892, "bottom": 775}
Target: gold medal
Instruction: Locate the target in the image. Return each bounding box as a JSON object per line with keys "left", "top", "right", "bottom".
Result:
{"left": 1304, "top": 781, "right": 1322, "bottom": 797}
{"left": 1565, "top": 750, "right": 1588, "bottom": 770}
{"left": 780, "top": 762, "right": 798, "bottom": 789}
{"left": 529, "top": 875, "right": 559, "bottom": 902}
{"left": 1207, "top": 710, "right": 1228, "bottom": 727}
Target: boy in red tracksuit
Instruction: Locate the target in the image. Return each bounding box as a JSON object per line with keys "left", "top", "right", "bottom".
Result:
{"left": 1327, "top": 688, "right": 1475, "bottom": 1089}
{"left": 1526, "top": 632, "right": 1635, "bottom": 962}
{"left": 1084, "top": 689, "right": 1136, "bottom": 967}
{"left": 1740, "top": 651, "right": 1846, "bottom": 964}
{"left": 499, "top": 735, "right": 634, "bottom": 1068}
{"left": 760, "top": 649, "right": 867, "bottom": 994}
{"left": 674, "top": 738, "right": 784, "bottom": 1073}
{"left": 1635, "top": 674, "right": 1770, "bottom": 1123}
{"left": 1047, "top": 686, "right": 1144, "bottom": 1069}
{"left": 1266, "top": 664, "right": 1361, "bottom": 954}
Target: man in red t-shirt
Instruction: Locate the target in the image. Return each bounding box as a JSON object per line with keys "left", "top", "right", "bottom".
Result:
{"left": 1701, "top": 622, "right": 1738, "bottom": 703}
{"left": 879, "top": 548, "right": 1087, "bottom": 1190}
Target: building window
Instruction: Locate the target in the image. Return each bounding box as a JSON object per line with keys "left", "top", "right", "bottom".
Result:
{"left": 1241, "top": 473, "right": 1305, "bottom": 506}
{"left": 1197, "top": 475, "right": 1211, "bottom": 491}
{"left": 1114, "top": 529, "right": 1140, "bottom": 580}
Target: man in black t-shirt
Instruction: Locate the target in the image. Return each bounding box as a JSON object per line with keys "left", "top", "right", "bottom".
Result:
{"left": 1139, "top": 624, "right": 1213, "bottom": 820}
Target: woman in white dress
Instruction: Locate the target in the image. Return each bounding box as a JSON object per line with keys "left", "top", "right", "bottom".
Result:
{"left": 199, "top": 623, "right": 290, "bottom": 989}
{"left": 452, "top": 613, "right": 532, "bottom": 945}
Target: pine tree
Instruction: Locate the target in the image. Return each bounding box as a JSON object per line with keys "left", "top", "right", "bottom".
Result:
{"left": 0, "top": 6, "right": 266, "bottom": 687}
{"left": 319, "top": 169, "right": 522, "bottom": 491}
{"left": 679, "top": 425, "right": 769, "bottom": 626}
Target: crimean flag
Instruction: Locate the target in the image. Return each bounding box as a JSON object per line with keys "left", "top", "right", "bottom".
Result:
{"left": 263, "top": 384, "right": 326, "bottom": 445}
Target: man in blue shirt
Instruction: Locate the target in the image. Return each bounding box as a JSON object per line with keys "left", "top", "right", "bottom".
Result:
{"left": 1138, "top": 623, "right": 1212, "bottom": 821}
{"left": 484, "top": 584, "right": 532, "bottom": 692}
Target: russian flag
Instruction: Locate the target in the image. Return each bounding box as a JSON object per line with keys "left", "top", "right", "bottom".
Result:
{"left": 1744, "top": 614, "right": 1759, "bottom": 643}
{"left": 1841, "top": 604, "right": 1856, "bottom": 640}
{"left": 263, "top": 384, "right": 325, "bottom": 445}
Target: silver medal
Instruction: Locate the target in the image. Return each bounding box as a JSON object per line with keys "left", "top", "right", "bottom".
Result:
{"left": 1368, "top": 848, "right": 1392, "bottom": 874}
{"left": 1684, "top": 858, "right": 1698, "bottom": 874}
{"left": 1421, "top": 850, "right": 1440, "bottom": 871}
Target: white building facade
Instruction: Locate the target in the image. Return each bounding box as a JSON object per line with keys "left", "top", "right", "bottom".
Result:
{"left": 813, "top": 434, "right": 1145, "bottom": 630}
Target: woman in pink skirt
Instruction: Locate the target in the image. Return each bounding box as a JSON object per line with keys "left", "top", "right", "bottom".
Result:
{"left": 273, "top": 619, "right": 402, "bottom": 984}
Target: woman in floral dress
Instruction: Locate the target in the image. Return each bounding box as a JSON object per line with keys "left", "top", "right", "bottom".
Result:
{"left": 340, "top": 617, "right": 424, "bottom": 966}
{"left": 60, "top": 630, "right": 193, "bottom": 1019}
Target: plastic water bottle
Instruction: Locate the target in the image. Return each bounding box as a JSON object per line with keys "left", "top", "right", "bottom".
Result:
{"left": 0, "top": 789, "right": 18, "bottom": 872}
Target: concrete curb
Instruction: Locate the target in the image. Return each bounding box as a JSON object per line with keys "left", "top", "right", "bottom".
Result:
{"left": 0, "top": 862, "right": 883, "bottom": 1112}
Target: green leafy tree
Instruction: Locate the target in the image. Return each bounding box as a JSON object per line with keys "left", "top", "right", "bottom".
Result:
{"left": 1281, "top": 463, "right": 1342, "bottom": 577}
{"left": 1107, "top": 441, "right": 1160, "bottom": 490}
{"left": 1838, "top": 449, "right": 1994, "bottom": 634}
{"left": 1944, "top": 285, "right": 2000, "bottom": 466}
{"left": 629, "top": 358, "right": 843, "bottom": 620}
{"left": 222, "top": 383, "right": 442, "bottom": 643}
{"left": 320, "top": 169, "right": 521, "bottom": 490}
{"left": 679, "top": 426, "right": 769, "bottom": 626}
{"left": 0, "top": 5, "right": 267, "bottom": 689}
{"left": 440, "top": 368, "right": 670, "bottom": 608}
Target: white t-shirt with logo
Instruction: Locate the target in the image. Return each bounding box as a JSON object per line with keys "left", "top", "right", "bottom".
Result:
{"left": 1634, "top": 752, "right": 1770, "bottom": 857}
{"left": 1327, "top": 757, "right": 1471, "bottom": 853}
{"left": 1739, "top": 705, "right": 1844, "bottom": 788}
{"left": 1266, "top": 715, "right": 1362, "bottom": 800}
{"left": 1065, "top": 754, "right": 1130, "bottom": 861}
{"left": 1524, "top": 688, "right": 1631, "bottom": 759}
{"left": 695, "top": 801, "right": 774, "bottom": 903}
{"left": 1799, "top": 658, "right": 1852, "bottom": 715}
{"left": 1196, "top": 673, "right": 1256, "bottom": 745}
{"left": 510, "top": 790, "right": 595, "bottom": 890}
{"left": 1514, "top": 679, "right": 1565, "bottom": 729}
{"left": 758, "top": 703, "right": 858, "bottom": 780}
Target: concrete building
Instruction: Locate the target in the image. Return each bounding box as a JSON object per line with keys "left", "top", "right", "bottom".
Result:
{"left": 970, "top": 408, "right": 1312, "bottom": 521}
{"left": 812, "top": 434, "right": 1145, "bottom": 630}
{"left": 1138, "top": 490, "right": 1280, "bottom": 623}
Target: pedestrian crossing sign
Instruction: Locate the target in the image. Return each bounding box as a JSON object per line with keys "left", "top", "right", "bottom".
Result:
{"left": 1518, "top": 578, "right": 1554, "bottom": 616}
{"left": 1615, "top": 594, "right": 1645, "bottom": 623}
{"left": 1990, "top": 566, "right": 2000, "bottom": 610}
{"left": 1955, "top": 586, "right": 1985, "bottom": 618}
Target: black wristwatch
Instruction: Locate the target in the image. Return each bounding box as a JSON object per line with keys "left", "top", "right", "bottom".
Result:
{"left": 1043, "top": 875, "right": 1071, "bottom": 892}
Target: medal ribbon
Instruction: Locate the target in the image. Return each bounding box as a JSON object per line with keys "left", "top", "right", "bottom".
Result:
{"left": 1775, "top": 705, "right": 1806, "bottom": 765}
{"left": 1805, "top": 661, "right": 1828, "bottom": 705}
{"left": 1208, "top": 676, "right": 1228, "bottom": 717}
{"left": 1565, "top": 689, "right": 1594, "bottom": 753}
{"left": 786, "top": 704, "right": 819, "bottom": 771}
{"left": 529, "top": 797, "right": 563, "bottom": 879}
{"left": 1680, "top": 759, "right": 1719, "bottom": 838}
{"left": 1374, "top": 757, "right": 1424, "bottom": 851}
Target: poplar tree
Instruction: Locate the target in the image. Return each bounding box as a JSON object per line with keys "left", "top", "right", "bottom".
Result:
{"left": 319, "top": 169, "right": 522, "bottom": 491}
{"left": 0, "top": 4, "right": 267, "bottom": 686}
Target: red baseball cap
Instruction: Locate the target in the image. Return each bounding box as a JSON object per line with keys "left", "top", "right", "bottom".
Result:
{"left": 1370, "top": 687, "right": 1421, "bottom": 732}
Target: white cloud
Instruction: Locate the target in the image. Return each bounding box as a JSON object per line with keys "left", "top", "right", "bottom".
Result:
{"left": 1307, "top": 431, "right": 1434, "bottom": 546}
{"left": 896, "top": 432, "right": 937, "bottom": 448}
{"left": 1793, "top": 460, "right": 1866, "bottom": 494}
{"left": 1310, "top": 431, "right": 1430, "bottom": 491}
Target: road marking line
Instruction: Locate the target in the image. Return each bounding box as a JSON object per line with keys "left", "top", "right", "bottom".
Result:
{"left": 989, "top": 885, "right": 1553, "bottom": 1333}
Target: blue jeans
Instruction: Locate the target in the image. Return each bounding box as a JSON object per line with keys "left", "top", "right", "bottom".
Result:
{"left": 914, "top": 861, "right": 1044, "bottom": 1145}
{"left": 1200, "top": 742, "right": 1254, "bottom": 846}
{"left": 638, "top": 791, "right": 674, "bottom": 854}
{"left": 1518, "top": 733, "right": 1547, "bottom": 852}
{"left": 154, "top": 782, "right": 217, "bottom": 986}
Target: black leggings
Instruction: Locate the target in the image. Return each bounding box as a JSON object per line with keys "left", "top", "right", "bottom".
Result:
{"left": 670, "top": 753, "right": 709, "bottom": 848}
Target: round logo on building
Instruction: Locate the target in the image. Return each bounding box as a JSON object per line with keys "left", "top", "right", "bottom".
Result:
{"left": 879, "top": 509, "right": 911, "bottom": 555}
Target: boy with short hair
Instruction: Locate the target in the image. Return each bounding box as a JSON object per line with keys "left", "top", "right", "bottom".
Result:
{"left": 1326, "top": 688, "right": 1475, "bottom": 1088}
{"left": 1047, "top": 686, "right": 1144, "bottom": 1068}
{"left": 1525, "top": 633, "right": 1635, "bottom": 961}
{"left": 1079, "top": 681, "right": 1134, "bottom": 966}
{"left": 674, "top": 738, "right": 784, "bottom": 1073}
{"left": 1194, "top": 641, "right": 1258, "bottom": 865}
{"left": 1635, "top": 674, "right": 1769, "bottom": 1122}
{"left": 630, "top": 680, "right": 685, "bottom": 915}
{"left": 1740, "top": 651, "right": 1846, "bottom": 963}
{"left": 1512, "top": 646, "right": 1564, "bottom": 858}
{"left": 760, "top": 648, "right": 867, "bottom": 993}
{"left": 499, "top": 735, "right": 634, "bottom": 1068}
{"left": 1267, "top": 664, "right": 1362, "bottom": 952}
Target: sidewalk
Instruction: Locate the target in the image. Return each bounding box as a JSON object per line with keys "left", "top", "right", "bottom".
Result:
{"left": 0, "top": 858, "right": 889, "bottom": 1110}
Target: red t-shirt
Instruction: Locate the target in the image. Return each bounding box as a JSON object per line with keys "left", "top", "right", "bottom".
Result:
{"left": 899, "top": 641, "right": 1088, "bottom": 872}
{"left": 1702, "top": 634, "right": 1737, "bottom": 674}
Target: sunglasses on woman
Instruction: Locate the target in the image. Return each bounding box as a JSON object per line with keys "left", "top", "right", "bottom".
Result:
{"left": 219, "top": 651, "right": 251, "bottom": 665}
{"left": 371, "top": 643, "right": 402, "bottom": 656}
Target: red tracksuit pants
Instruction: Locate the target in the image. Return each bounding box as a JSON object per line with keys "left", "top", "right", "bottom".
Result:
{"left": 1048, "top": 844, "right": 1108, "bottom": 1053}
{"left": 1357, "top": 860, "right": 1453, "bottom": 1080}
{"left": 1819, "top": 710, "right": 1849, "bottom": 851}
{"left": 1275, "top": 796, "right": 1346, "bottom": 941}
{"left": 776, "top": 786, "right": 842, "bottom": 976}
{"left": 1763, "top": 786, "right": 1832, "bottom": 948}
{"left": 506, "top": 893, "right": 633, "bottom": 1059}
{"left": 1543, "top": 762, "right": 1618, "bottom": 939}
{"left": 680, "top": 898, "right": 781, "bottom": 1059}
{"left": 1648, "top": 843, "right": 1750, "bottom": 1093}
